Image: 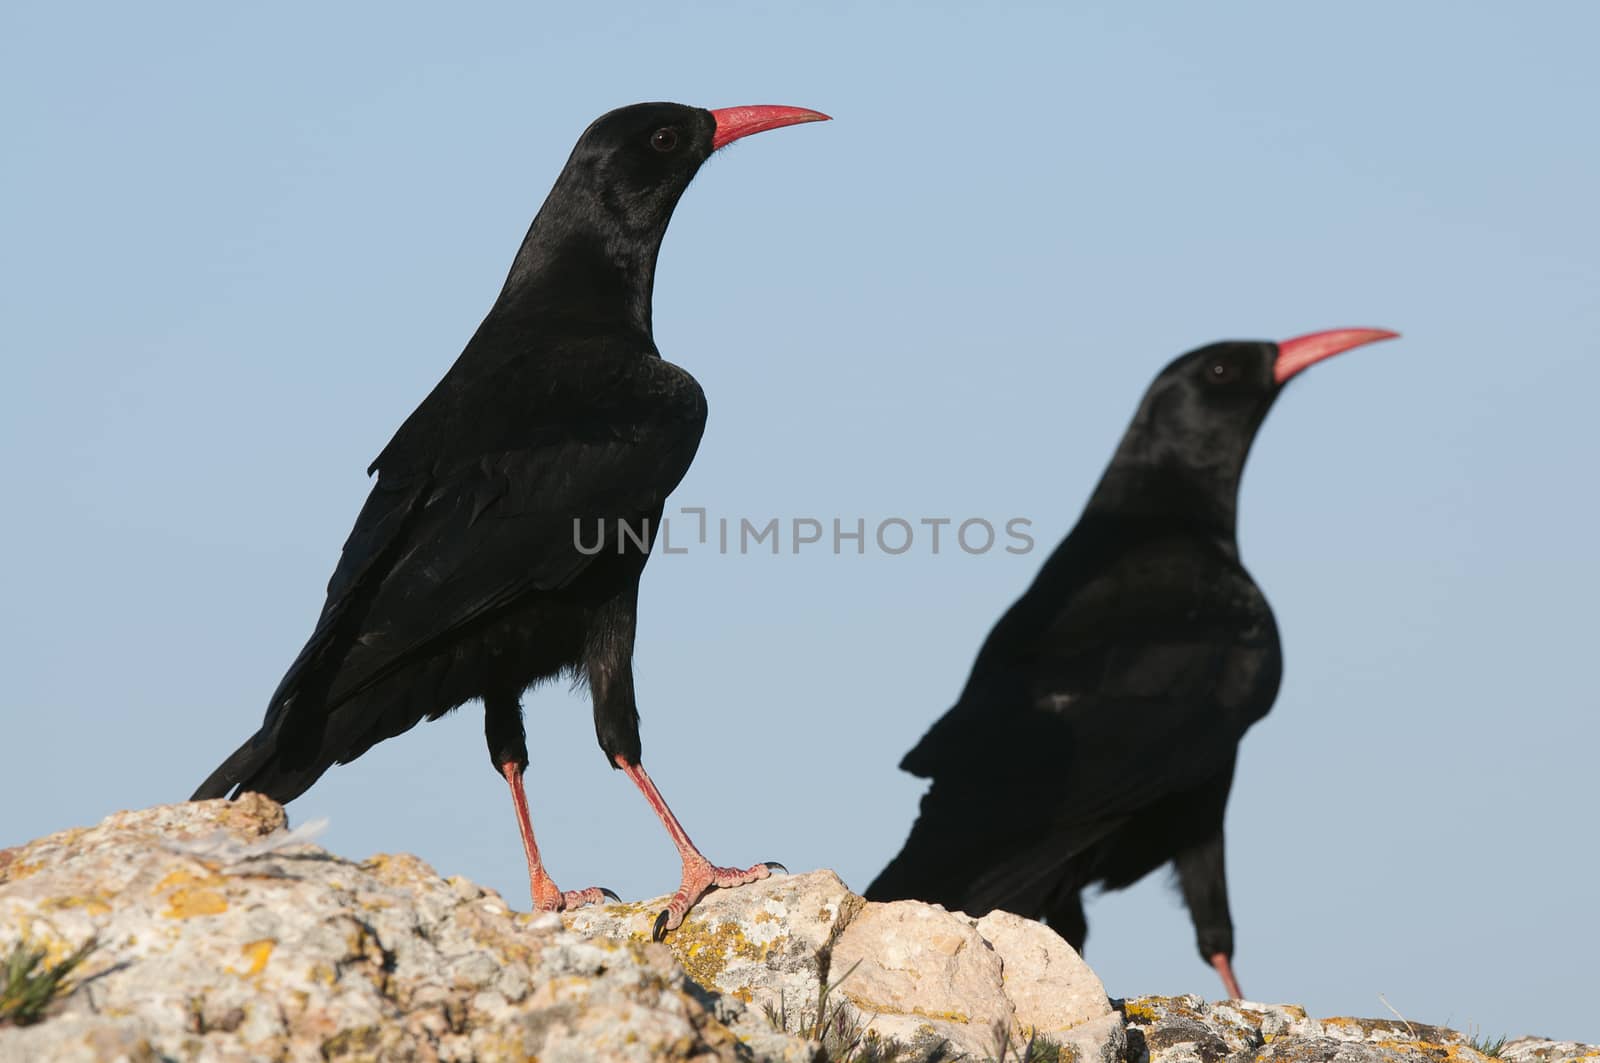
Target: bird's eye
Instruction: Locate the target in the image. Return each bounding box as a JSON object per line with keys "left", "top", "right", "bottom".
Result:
{"left": 650, "top": 127, "right": 679, "bottom": 153}
{"left": 1207, "top": 361, "right": 1238, "bottom": 384}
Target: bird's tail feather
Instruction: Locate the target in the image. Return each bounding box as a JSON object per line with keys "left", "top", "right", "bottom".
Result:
{"left": 189, "top": 729, "right": 328, "bottom": 804}
{"left": 866, "top": 780, "right": 1113, "bottom": 918}
{"left": 190, "top": 731, "right": 273, "bottom": 801}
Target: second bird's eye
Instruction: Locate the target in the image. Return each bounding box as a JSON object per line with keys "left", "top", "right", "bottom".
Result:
{"left": 1208, "top": 361, "right": 1237, "bottom": 384}
{"left": 650, "top": 128, "right": 679, "bottom": 152}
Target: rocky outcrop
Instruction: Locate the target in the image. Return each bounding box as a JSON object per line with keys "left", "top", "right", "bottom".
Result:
{"left": 564, "top": 866, "right": 1120, "bottom": 1062}
{"left": 0, "top": 799, "right": 1117, "bottom": 1061}
{"left": 1120, "top": 996, "right": 1598, "bottom": 1063}
{"left": 2, "top": 802, "right": 1593, "bottom": 1063}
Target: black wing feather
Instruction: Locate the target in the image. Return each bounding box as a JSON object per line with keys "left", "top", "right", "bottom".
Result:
{"left": 868, "top": 520, "right": 1279, "bottom": 914}
{"left": 193, "top": 353, "right": 705, "bottom": 800}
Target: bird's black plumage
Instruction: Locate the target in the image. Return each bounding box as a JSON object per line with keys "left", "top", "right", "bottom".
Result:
{"left": 191, "top": 101, "right": 829, "bottom": 931}
{"left": 866, "top": 329, "right": 1396, "bottom": 996}
{"left": 193, "top": 103, "right": 721, "bottom": 802}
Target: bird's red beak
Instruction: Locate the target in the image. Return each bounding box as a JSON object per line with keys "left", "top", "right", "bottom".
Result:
{"left": 1274, "top": 328, "right": 1400, "bottom": 384}
{"left": 710, "top": 105, "right": 831, "bottom": 151}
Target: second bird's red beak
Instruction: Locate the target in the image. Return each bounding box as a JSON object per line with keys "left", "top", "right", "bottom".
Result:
{"left": 1275, "top": 328, "right": 1401, "bottom": 384}
{"left": 710, "top": 105, "right": 831, "bottom": 151}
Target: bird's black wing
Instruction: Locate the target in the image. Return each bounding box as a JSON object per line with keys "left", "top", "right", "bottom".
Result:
{"left": 193, "top": 352, "right": 705, "bottom": 799}
{"left": 870, "top": 523, "right": 1280, "bottom": 913}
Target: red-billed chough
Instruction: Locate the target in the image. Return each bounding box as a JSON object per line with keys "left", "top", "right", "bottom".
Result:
{"left": 867, "top": 328, "right": 1399, "bottom": 997}
{"left": 193, "top": 102, "right": 829, "bottom": 938}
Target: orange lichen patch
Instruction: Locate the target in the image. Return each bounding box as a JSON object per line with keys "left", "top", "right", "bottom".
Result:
{"left": 1355, "top": 1039, "right": 1497, "bottom": 1063}
{"left": 361, "top": 852, "right": 441, "bottom": 889}
{"left": 156, "top": 870, "right": 230, "bottom": 919}
{"left": 40, "top": 894, "right": 113, "bottom": 917}
{"left": 0, "top": 853, "right": 44, "bottom": 884}
{"left": 230, "top": 939, "right": 275, "bottom": 978}
{"left": 667, "top": 916, "right": 774, "bottom": 989}
{"left": 153, "top": 869, "right": 225, "bottom": 893}
{"left": 1121, "top": 1000, "right": 1159, "bottom": 1024}
{"left": 162, "top": 887, "right": 228, "bottom": 919}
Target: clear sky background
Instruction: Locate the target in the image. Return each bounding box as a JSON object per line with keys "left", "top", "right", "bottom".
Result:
{"left": 3, "top": 0, "right": 1596, "bottom": 1042}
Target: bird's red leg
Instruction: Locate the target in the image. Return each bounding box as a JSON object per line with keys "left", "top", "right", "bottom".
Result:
{"left": 615, "top": 756, "right": 784, "bottom": 940}
{"left": 1209, "top": 952, "right": 1244, "bottom": 1000}
{"left": 499, "top": 761, "right": 616, "bottom": 912}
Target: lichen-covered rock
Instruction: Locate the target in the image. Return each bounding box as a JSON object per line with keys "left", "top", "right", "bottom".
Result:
{"left": 0, "top": 798, "right": 814, "bottom": 1062}
{"left": 974, "top": 910, "right": 1124, "bottom": 1063}
{"left": 1121, "top": 996, "right": 1599, "bottom": 1063}
{"left": 564, "top": 870, "right": 1124, "bottom": 1062}
{"left": 1499, "top": 1038, "right": 1600, "bottom": 1063}
{"left": 563, "top": 867, "right": 861, "bottom": 1012}
{"left": 44, "top": 801, "right": 1591, "bottom": 1063}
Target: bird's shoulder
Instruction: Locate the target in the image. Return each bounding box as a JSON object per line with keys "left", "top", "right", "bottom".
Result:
{"left": 901, "top": 521, "right": 1280, "bottom": 780}
{"left": 371, "top": 332, "right": 707, "bottom": 478}
{"left": 989, "top": 517, "right": 1273, "bottom": 667}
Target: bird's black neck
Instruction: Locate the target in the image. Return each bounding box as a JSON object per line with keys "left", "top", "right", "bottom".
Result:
{"left": 1083, "top": 461, "right": 1245, "bottom": 548}
{"left": 488, "top": 169, "right": 668, "bottom": 343}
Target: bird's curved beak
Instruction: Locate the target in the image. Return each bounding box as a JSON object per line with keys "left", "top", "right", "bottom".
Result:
{"left": 709, "top": 105, "right": 831, "bottom": 151}
{"left": 1274, "top": 328, "right": 1400, "bottom": 384}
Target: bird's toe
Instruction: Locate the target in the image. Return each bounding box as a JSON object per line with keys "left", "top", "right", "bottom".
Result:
{"left": 652, "top": 909, "right": 672, "bottom": 942}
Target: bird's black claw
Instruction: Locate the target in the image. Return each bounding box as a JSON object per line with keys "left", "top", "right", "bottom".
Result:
{"left": 600, "top": 887, "right": 622, "bottom": 904}
{"left": 762, "top": 861, "right": 789, "bottom": 875}
{"left": 652, "top": 909, "right": 671, "bottom": 942}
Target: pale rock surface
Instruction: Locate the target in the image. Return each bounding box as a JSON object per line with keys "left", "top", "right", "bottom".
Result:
{"left": 0, "top": 799, "right": 1122, "bottom": 1062}
{"left": 1122, "top": 996, "right": 1598, "bottom": 1063}
{"left": 564, "top": 869, "right": 1123, "bottom": 1061}
{"left": 10, "top": 801, "right": 1585, "bottom": 1063}
{"left": 0, "top": 798, "right": 810, "bottom": 1062}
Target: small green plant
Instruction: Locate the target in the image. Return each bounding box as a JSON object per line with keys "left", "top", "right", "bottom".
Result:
{"left": 1467, "top": 1029, "right": 1508, "bottom": 1058}
{"left": 0, "top": 936, "right": 97, "bottom": 1027}
{"left": 762, "top": 958, "right": 948, "bottom": 1063}
{"left": 997, "top": 1027, "right": 1067, "bottom": 1063}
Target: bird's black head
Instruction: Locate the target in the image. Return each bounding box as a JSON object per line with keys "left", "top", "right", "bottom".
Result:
{"left": 496, "top": 102, "right": 829, "bottom": 333}
{"left": 1087, "top": 329, "right": 1399, "bottom": 533}
{"left": 561, "top": 103, "right": 719, "bottom": 236}
{"left": 562, "top": 102, "right": 829, "bottom": 226}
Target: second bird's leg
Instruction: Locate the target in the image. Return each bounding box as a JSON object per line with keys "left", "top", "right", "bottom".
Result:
{"left": 485, "top": 692, "right": 616, "bottom": 913}
{"left": 615, "top": 755, "right": 784, "bottom": 940}
{"left": 1175, "top": 824, "right": 1244, "bottom": 1000}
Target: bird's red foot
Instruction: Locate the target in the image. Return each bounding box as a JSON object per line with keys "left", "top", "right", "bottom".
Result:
{"left": 651, "top": 860, "right": 785, "bottom": 940}
{"left": 529, "top": 873, "right": 620, "bottom": 913}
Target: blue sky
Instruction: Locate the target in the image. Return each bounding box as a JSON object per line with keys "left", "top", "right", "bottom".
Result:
{"left": 3, "top": 0, "right": 1596, "bottom": 1041}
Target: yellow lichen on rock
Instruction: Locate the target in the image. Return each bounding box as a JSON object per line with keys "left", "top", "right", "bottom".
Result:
{"left": 39, "top": 893, "right": 112, "bottom": 917}
{"left": 231, "top": 939, "right": 275, "bottom": 979}
{"left": 155, "top": 868, "right": 230, "bottom": 919}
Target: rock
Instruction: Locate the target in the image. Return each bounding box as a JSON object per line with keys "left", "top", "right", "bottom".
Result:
{"left": 1499, "top": 1038, "right": 1600, "bottom": 1063}
{"left": 16, "top": 801, "right": 1582, "bottom": 1063}
{"left": 563, "top": 866, "right": 862, "bottom": 1015}
{"left": 0, "top": 799, "right": 814, "bottom": 1062}
{"left": 564, "top": 870, "right": 1123, "bottom": 1061}
{"left": 1, "top": 800, "right": 1127, "bottom": 1062}
{"left": 1121, "top": 996, "right": 1599, "bottom": 1063}
{"left": 975, "top": 910, "right": 1125, "bottom": 1063}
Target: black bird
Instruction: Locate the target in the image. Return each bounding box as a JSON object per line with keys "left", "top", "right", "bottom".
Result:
{"left": 866, "top": 328, "right": 1398, "bottom": 998}
{"left": 193, "top": 102, "right": 829, "bottom": 938}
